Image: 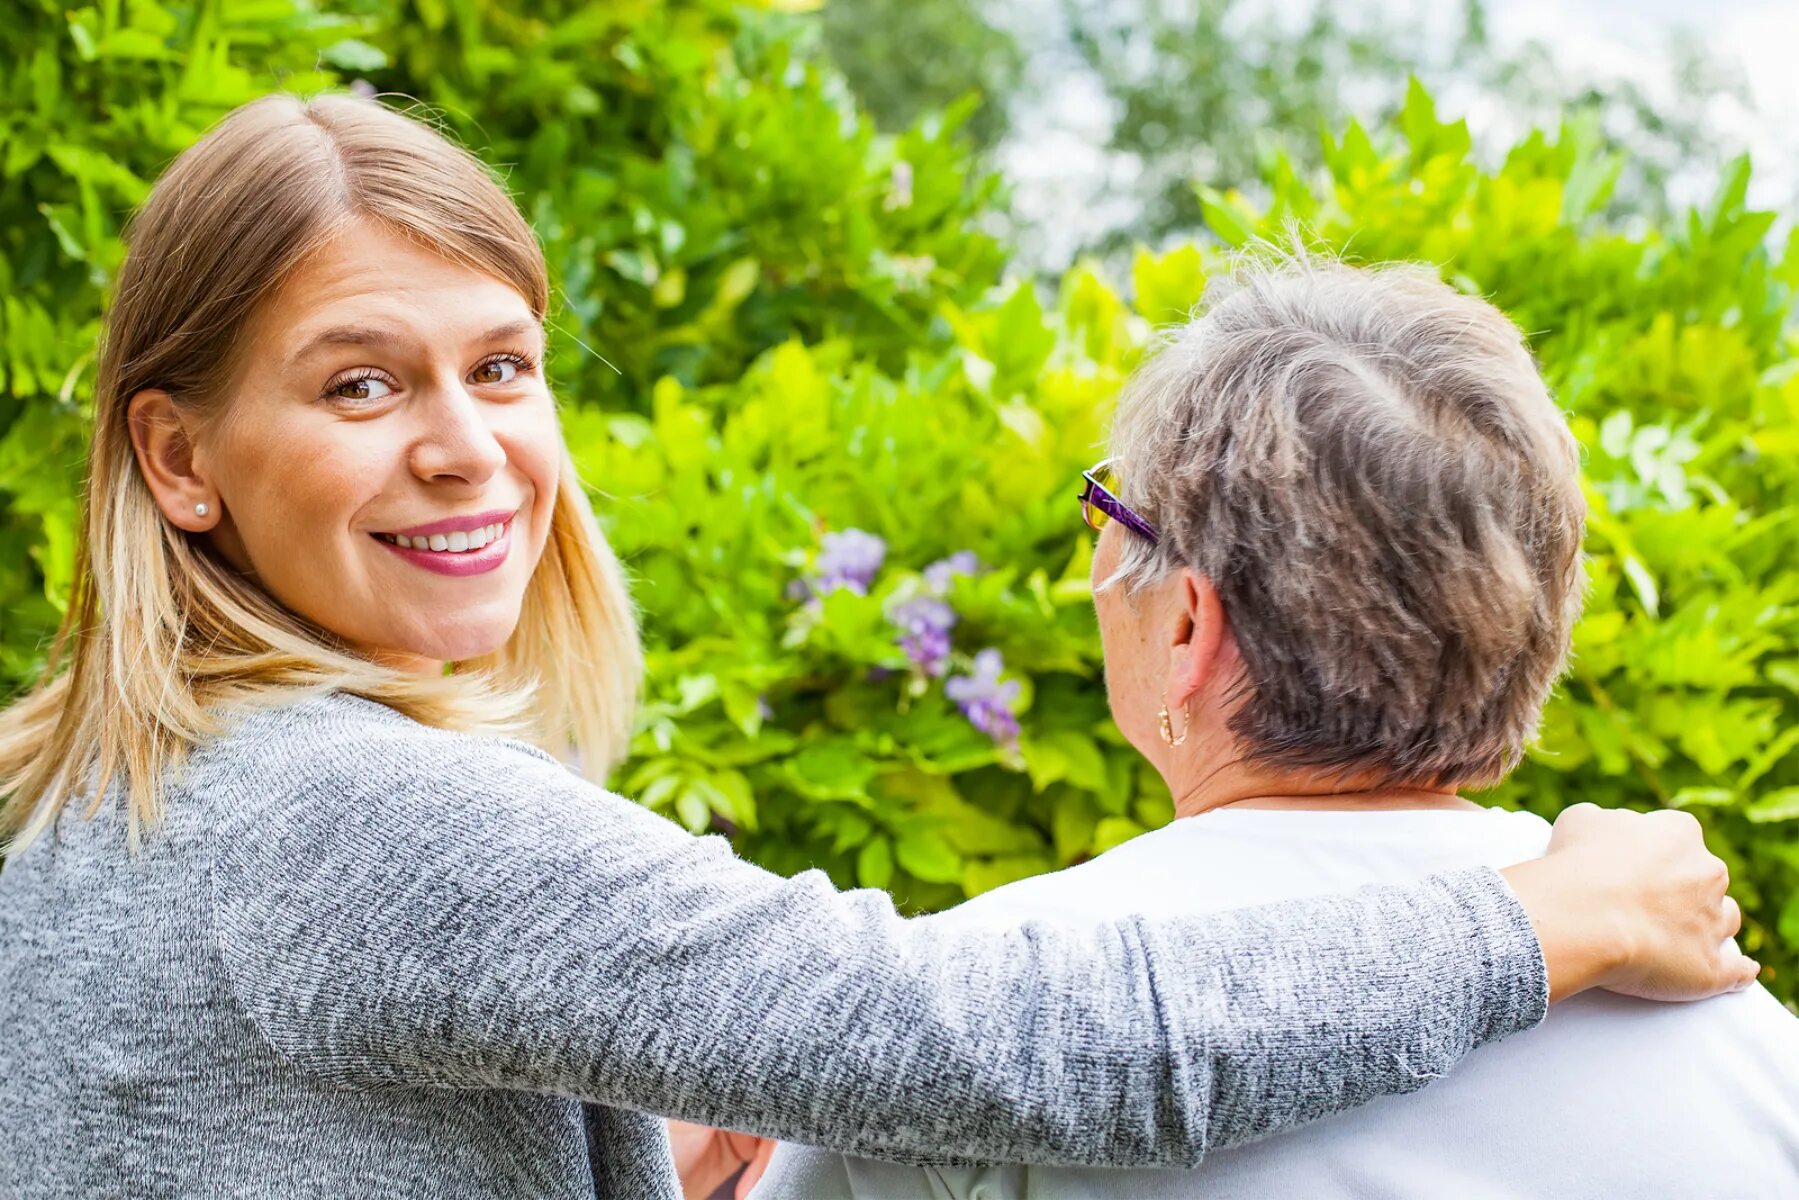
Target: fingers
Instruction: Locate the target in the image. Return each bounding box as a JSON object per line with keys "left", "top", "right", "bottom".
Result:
{"left": 1548, "top": 801, "right": 1600, "bottom": 833}
{"left": 1720, "top": 894, "right": 1742, "bottom": 939}
{"left": 1722, "top": 943, "right": 1762, "bottom": 992}
{"left": 1649, "top": 806, "right": 1702, "bottom": 832}
{"left": 737, "top": 1138, "right": 778, "bottom": 1200}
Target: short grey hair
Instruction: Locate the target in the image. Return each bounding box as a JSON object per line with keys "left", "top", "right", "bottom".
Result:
{"left": 1106, "top": 253, "right": 1586, "bottom": 788}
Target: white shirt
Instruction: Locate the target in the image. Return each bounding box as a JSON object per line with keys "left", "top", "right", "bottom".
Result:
{"left": 753, "top": 806, "right": 1799, "bottom": 1199}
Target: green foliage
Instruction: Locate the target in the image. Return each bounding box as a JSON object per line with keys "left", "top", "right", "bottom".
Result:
{"left": 582, "top": 276, "right": 1155, "bottom": 911}
{"left": 2, "top": 5, "right": 1795, "bottom": 1007}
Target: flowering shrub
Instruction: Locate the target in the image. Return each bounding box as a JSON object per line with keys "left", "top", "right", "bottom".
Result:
{"left": 946, "top": 650, "right": 1023, "bottom": 744}
{"left": 803, "top": 530, "right": 888, "bottom": 598}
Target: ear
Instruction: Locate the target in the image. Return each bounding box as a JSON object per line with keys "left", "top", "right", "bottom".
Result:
{"left": 1165, "top": 568, "right": 1227, "bottom": 708}
{"left": 127, "top": 389, "right": 218, "bottom": 532}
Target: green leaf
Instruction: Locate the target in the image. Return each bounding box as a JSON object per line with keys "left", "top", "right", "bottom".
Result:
{"left": 1779, "top": 893, "right": 1799, "bottom": 951}
{"left": 1131, "top": 243, "right": 1206, "bottom": 322}
{"left": 1739, "top": 725, "right": 1799, "bottom": 791}
{"left": 895, "top": 829, "right": 962, "bottom": 884}
{"left": 1196, "top": 185, "right": 1256, "bottom": 247}
{"left": 1620, "top": 556, "right": 1659, "bottom": 618}
{"left": 96, "top": 28, "right": 176, "bottom": 60}
{"left": 963, "top": 854, "right": 1052, "bottom": 897}
{"left": 1051, "top": 789, "right": 1098, "bottom": 862}
{"left": 321, "top": 39, "right": 389, "bottom": 72}
{"left": 785, "top": 738, "right": 877, "bottom": 801}
{"left": 857, "top": 836, "right": 894, "bottom": 889}
{"left": 1091, "top": 817, "right": 1145, "bottom": 856}
{"left": 675, "top": 790, "right": 711, "bottom": 833}
{"left": 1668, "top": 788, "right": 1734, "bottom": 810}
{"left": 1746, "top": 789, "right": 1799, "bottom": 824}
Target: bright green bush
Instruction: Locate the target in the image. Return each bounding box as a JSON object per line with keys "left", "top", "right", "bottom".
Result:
{"left": 3, "top": 8, "right": 1794, "bottom": 1006}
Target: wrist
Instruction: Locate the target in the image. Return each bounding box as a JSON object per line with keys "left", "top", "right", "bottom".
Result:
{"left": 1499, "top": 855, "right": 1628, "bottom": 1002}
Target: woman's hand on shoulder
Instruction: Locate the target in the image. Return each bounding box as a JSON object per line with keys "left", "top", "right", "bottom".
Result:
{"left": 1500, "top": 802, "right": 1761, "bottom": 1004}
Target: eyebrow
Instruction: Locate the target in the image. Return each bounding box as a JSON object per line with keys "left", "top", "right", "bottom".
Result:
{"left": 286, "top": 318, "right": 542, "bottom": 370}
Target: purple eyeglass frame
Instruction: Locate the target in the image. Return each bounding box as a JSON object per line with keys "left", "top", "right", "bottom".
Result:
{"left": 1079, "top": 459, "right": 1158, "bottom": 545}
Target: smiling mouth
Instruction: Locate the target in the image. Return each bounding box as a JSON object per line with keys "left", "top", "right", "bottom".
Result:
{"left": 373, "top": 516, "right": 512, "bottom": 554}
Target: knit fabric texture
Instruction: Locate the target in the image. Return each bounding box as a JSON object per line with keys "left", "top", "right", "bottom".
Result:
{"left": 0, "top": 690, "right": 1548, "bottom": 1197}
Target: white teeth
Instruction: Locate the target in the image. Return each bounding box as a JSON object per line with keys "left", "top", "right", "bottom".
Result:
{"left": 382, "top": 519, "right": 509, "bottom": 552}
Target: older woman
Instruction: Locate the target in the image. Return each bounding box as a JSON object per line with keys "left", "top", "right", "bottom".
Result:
{"left": 0, "top": 94, "right": 1753, "bottom": 1199}
{"left": 749, "top": 258, "right": 1796, "bottom": 1199}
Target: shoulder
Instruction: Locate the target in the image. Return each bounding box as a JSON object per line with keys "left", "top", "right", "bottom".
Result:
{"left": 201, "top": 687, "right": 711, "bottom": 924}
{"left": 938, "top": 824, "right": 1193, "bottom": 931}
{"left": 198, "top": 689, "right": 704, "bottom": 1084}
{"left": 200, "top": 686, "right": 674, "bottom": 881}
{"left": 206, "top": 688, "right": 565, "bottom": 779}
{"left": 201, "top": 687, "right": 617, "bottom": 972}
{"left": 199, "top": 688, "right": 577, "bottom": 835}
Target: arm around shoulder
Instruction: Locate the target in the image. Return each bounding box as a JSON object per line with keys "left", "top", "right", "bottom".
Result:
{"left": 207, "top": 701, "right": 1547, "bottom": 1167}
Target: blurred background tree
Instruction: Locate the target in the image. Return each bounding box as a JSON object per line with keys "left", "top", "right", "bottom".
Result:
{"left": 817, "top": 0, "right": 1023, "bottom": 154}
{"left": 820, "top": 0, "right": 1767, "bottom": 265}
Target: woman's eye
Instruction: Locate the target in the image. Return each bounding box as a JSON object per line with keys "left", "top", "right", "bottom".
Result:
{"left": 325, "top": 373, "right": 394, "bottom": 404}
{"left": 471, "top": 354, "right": 529, "bottom": 385}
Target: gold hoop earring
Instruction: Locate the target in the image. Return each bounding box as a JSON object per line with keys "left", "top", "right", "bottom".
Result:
{"left": 1157, "top": 694, "right": 1189, "bottom": 747}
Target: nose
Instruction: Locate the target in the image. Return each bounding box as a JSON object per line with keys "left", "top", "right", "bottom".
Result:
{"left": 409, "top": 380, "right": 507, "bottom": 487}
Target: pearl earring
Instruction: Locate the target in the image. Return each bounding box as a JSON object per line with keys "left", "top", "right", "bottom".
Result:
{"left": 194, "top": 502, "right": 210, "bottom": 518}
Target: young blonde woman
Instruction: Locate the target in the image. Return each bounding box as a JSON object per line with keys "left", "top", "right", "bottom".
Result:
{"left": 0, "top": 93, "right": 1755, "bottom": 1199}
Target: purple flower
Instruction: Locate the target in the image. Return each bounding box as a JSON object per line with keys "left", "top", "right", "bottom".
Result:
{"left": 887, "top": 160, "right": 914, "bottom": 210}
{"left": 946, "top": 648, "right": 1022, "bottom": 743}
{"left": 923, "top": 550, "right": 979, "bottom": 594}
{"left": 892, "top": 596, "right": 957, "bottom": 676}
{"left": 813, "top": 529, "right": 887, "bottom": 596}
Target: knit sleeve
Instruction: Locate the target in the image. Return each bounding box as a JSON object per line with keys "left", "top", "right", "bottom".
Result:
{"left": 207, "top": 703, "right": 1547, "bottom": 1168}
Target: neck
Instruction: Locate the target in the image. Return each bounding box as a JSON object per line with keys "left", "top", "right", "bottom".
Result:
{"left": 367, "top": 648, "right": 450, "bottom": 677}
{"left": 1168, "top": 753, "right": 1479, "bottom": 819}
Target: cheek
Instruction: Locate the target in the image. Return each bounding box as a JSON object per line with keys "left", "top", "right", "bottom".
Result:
{"left": 1095, "top": 580, "right": 1170, "bottom": 750}
{"left": 212, "top": 408, "right": 390, "bottom": 562}
{"left": 499, "top": 400, "right": 564, "bottom": 547}
{"left": 1095, "top": 591, "right": 1146, "bottom": 703}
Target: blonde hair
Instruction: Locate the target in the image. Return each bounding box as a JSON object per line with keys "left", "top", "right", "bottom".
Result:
{"left": 0, "top": 93, "right": 641, "bottom": 853}
{"left": 1106, "top": 252, "right": 1586, "bottom": 789}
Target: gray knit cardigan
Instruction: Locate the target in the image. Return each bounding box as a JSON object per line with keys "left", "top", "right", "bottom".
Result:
{"left": 0, "top": 690, "right": 1547, "bottom": 1198}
